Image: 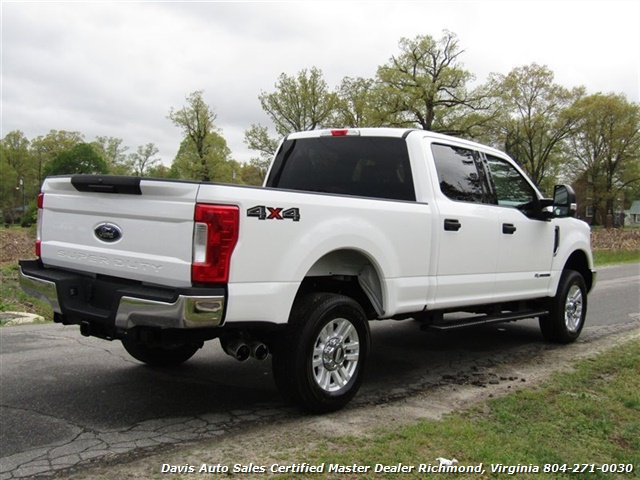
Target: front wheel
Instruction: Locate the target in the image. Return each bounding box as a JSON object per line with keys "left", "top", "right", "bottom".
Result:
{"left": 539, "top": 269, "right": 587, "bottom": 344}
{"left": 272, "top": 293, "right": 370, "bottom": 413}
{"left": 121, "top": 338, "right": 201, "bottom": 367}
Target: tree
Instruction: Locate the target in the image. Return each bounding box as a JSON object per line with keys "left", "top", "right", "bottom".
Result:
{"left": 92, "top": 136, "right": 130, "bottom": 174}
{"left": 31, "top": 130, "right": 84, "bottom": 185}
{"left": 486, "top": 64, "right": 585, "bottom": 191}
{"left": 170, "top": 131, "right": 237, "bottom": 182}
{"left": 43, "top": 143, "right": 108, "bottom": 177}
{"left": 258, "top": 67, "right": 337, "bottom": 135}
{"left": 0, "top": 131, "right": 36, "bottom": 222}
{"left": 375, "top": 31, "right": 485, "bottom": 134}
{"left": 168, "top": 90, "right": 218, "bottom": 181}
{"left": 243, "top": 124, "right": 279, "bottom": 180}
{"left": 565, "top": 93, "right": 640, "bottom": 225}
{"left": 245, "top": 67, "right": 337, "bottom": 162}
{"left": 128, "top": 143, "right": 160, "bottom": 176}
{"left": 331, "top": 76, "right": 393, "bottom": 128}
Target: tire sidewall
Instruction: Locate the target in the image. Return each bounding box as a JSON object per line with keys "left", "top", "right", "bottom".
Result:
{"left": 542, "top": 270, "right": 587, "bottom": 343}
{"left": 275, "top": 293, "right": 370, "bottom": 413}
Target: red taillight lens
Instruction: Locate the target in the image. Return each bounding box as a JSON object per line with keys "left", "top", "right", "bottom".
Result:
{"left": 192, "top": 204, "right": 239, "bottom": 284}
{"left": 35, "top": 193, "right": 44, "bottom": 257}
{"left": 324, "top": 129, "right": 360, "bottom": 137}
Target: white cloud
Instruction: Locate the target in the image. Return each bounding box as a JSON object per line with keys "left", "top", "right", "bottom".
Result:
{"left": 2, "top": 0, "right": 638, "bottom": 166}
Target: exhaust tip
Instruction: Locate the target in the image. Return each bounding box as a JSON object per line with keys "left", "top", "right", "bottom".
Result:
{"left": 221, "top": 338, "right": 250, "bottom": 362}
{"left": 235, "top": 344, "right": 250, "bottom": 362}
{"left": 251, "top": 342, "right": 269, "bottom": 361}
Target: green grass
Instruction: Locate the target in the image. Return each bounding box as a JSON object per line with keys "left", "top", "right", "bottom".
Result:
{"left": 593, "top": 250, "right": 640, "bottom": 266}
{"left": 264, "top": 340, "right": 640, "bottom": 480}
{"left": 0, "top": 263, "right": 53, "bottom": 324}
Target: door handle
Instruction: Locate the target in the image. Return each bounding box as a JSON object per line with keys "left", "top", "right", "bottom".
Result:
{"left": 444, "top": 219, "right": 462, "bottom": 231}
{"left": 502, "top": 223, "right": 517, "bottom": 234}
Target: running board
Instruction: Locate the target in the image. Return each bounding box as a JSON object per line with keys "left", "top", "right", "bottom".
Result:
{"left": 427, "top": 309, "right": 549, "bottom": 331}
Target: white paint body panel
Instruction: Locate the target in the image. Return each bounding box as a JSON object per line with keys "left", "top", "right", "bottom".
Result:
{"left": 37, "top": 129, "right": 594, "bottom": 327}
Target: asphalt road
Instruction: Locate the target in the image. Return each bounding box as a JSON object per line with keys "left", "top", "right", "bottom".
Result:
{"left": 1, "top": 263, "right": 638, "bottom": 479}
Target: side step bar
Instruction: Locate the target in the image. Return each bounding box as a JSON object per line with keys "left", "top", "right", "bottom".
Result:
{"left": 425, "top": 309, "right": 549, "bottom": 331}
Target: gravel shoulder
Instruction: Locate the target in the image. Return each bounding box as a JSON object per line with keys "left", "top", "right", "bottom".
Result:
{"left": 61, "top": 322, "right": 640, "bottom": 480}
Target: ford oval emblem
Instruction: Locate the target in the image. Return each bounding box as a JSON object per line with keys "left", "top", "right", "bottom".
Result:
{"left": 94, "top": 223, "right": 122, "bottom": 243}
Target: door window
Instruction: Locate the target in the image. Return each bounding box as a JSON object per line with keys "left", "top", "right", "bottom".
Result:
{"left": 431, "top": 143, "right": 486, "bottom": 203}
{"left": 484, "top": 154, "right": 537, "bottom": 209}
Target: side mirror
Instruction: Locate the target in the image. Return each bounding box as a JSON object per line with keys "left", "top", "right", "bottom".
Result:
{"left": 552, "top": 184, "right": 577, "bottom": 218}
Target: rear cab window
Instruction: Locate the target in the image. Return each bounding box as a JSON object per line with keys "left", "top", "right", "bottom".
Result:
{"left": 266, "top": 135, "right": 416, "bottom": 201}
{"left": 430, "top": 143, "right": 489, "bottom": 203}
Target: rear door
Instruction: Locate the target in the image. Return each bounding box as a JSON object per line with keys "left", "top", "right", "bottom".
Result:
{"left": 428, "top": 142, "right": 500, "bottom": 308}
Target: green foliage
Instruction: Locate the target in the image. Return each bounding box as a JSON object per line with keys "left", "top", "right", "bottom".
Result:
{"left": 1, "top": 131, "right": 37, "bottom": 224}
{"left": 43, "top": 143, "right": 108, "bottom": 176}
{"left": 31, "top": 130, "right": 85, "bottom": 184}
{"left": 485, "top": 64, "right": 586, "bottom": 191}
{"left": 565, "top": 93, "right": 640, "bottom": 224}
{"left": 259, "top": 67, "right": 337, "bottom": 136}
{"left": 92, "top": 136, "right": 131, "bottom": 174}
{"left": 375, "top": 31, "right": 485, "bottom": 134}
{"left": 170, "top": 132, "right": 238, "bottom": 183}
{"left": 331, "top": 76, "right": 390, "bottom": 128}
{"left": 127, "top": 143, "right": 160, "bottom": 176}
{"left": 168, "top": 90, "right": 218, "bottom": 181}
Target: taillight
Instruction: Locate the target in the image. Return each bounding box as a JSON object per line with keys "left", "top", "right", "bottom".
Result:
{"left": 35, "top": 193, "right": 44, "bottom": 257}
{"left": 192, "top": 204, "right": 239, "bottom": 284}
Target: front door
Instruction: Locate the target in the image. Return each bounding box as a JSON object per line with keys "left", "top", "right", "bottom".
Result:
{"left": 484, "top": 154, "right": 555, "bottom": 300}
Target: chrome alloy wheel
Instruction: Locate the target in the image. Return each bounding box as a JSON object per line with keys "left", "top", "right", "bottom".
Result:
{"left": 312, "top": 317, "right": 360, "bottom": 393}
{"left": 564, "top": 284, "right": 584, "bottom": 333}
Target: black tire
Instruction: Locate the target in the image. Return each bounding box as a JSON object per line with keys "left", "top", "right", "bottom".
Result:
{"left": 539, "top": 269, "right": 587, "bottom": 344}
{"left": 121, "top": 338, "right": 201, "bottom": 367}
{"left": 272, "top": 293, "right": 370, "bottom": 413}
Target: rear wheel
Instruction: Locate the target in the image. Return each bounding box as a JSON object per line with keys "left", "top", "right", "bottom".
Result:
{"left": 272, "top": 293, "right": 370, "bottom": 413}
{"left": 121, "top": 338, "right": 201, "bottom": 367}
{"left": 539, "top": 269, "right": 587, "bottom": 344}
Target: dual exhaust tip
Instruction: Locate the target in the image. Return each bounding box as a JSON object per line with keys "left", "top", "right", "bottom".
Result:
{"left": 221, "top": 337, "right": 269, "bottom": 362}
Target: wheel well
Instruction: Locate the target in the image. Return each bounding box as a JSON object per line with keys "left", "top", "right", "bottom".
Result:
{"left": 564, "top": 250, "right": 594, "bottom": 292}
{"left": 297, "top": 249, "right": 383, "bottom": 319}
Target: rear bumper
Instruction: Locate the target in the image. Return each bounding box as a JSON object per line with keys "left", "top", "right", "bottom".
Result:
{"left": 19, "top": 260, "right": 226, "bottom": 338}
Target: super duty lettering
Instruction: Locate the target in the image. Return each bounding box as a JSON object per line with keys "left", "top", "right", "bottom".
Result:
{"left": 20, "top": 128, "right": 596, "bottom": 413}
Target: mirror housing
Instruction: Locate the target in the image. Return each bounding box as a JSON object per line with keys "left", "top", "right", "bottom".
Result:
{"left": 552, "top": 184, "right": 577, "bottom": 218}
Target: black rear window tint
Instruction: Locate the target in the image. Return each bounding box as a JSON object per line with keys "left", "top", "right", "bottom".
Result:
{"left": 266, "top": 136, "right": 416, "bottom": 201}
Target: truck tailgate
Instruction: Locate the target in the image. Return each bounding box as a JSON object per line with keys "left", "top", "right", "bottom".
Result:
{"left": 39, "top": 176, "right": 199, "bottom": 288}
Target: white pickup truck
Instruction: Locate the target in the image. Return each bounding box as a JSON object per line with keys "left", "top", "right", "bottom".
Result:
{"left": 20, "top": 128, "right": 596, "bottom": 412}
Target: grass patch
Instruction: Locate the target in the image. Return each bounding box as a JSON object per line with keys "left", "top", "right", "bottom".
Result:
{"left": 0, "top": 262, "right": 53, "bottom": 324}
{"left": 593, "top": 250, "right": 640, "bottom": 266}
{"left": 263, "top": 340, "right": 640, "bottom": 480}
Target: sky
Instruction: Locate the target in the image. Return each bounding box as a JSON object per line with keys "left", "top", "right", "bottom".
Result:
{"left": 2, "top": 0, "right": 639, "bottom": 167}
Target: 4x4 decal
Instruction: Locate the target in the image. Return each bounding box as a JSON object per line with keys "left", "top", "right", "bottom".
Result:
{"left": 247, "top": 205, "right": 300, "bottom": 222}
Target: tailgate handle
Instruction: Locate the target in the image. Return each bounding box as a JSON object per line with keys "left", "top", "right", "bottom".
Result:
{"left": 71, "top": 175, "right": 142, "bottom": 195}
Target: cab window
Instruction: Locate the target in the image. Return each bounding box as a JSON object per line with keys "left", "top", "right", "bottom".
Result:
{"left": 484, "top": 154, "right": 537, "bottom": 209}
{"left": 431, "top": 143, "right": 486, "bottom": 203}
